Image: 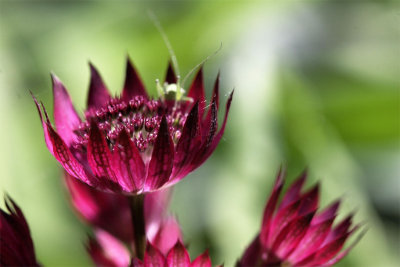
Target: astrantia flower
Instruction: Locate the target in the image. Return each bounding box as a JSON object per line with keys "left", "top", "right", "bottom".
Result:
{"left": 88, "top": 235, "right": 213, "bottom": 267}
{"left": 238, "top": 170, "right": 365, "bottom": 267}
{"left": 0, "top": 196, "right": 40, "bottom": 266}
{"left": 33, "top": 59, "right": 233, "bottom": 194}
{"left": 65, "top": 172, "right": 181, "bottom": 253}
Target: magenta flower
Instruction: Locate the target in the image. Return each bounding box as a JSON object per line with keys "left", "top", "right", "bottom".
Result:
{"left": 64, "top": 172, "right": 181, "bottom": 253}
{"left": 238, "top": 170, "right": 365, "bottom": 267}
{"left": 88, "top": 234, "right": 214, "bottom": 267}
{"left": 34, "top": 59, "right": 233, "bottom": 194}
{"left": 0, "top": 196, "right": 40, "bottom": 266}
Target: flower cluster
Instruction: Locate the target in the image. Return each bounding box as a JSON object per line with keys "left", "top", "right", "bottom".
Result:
{"left": 0, "top": 58, "right": 364, "bottom": 266}
{"left": 33, "top": 59, "right": 233, "bottom": 194}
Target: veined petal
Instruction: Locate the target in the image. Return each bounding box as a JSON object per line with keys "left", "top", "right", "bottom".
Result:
{"left": 165, "top": 61, "right": 177, "bottom": 84}
{"left": 46, "top": 120, "right": 93, "bottom": 185}
{"left": 167, "top": 241, "right": 191, "bottom": 267}
{"left": 191, "top": 90, "right": 233, "bottom": 170}
{"left": 88, "top": 63, "right": 111, "bottom": 109}
{"left": 87, "top": 122, "right": 117, "bottom": 183}
{"left": 260, "top": 168, "right": 285, "bottom": 247}
{"left": 144, "top": 242, "right": 166, "bottom": 267}
{"left": 145, "top": 117, "right": 174, "bottom": 191}
{"left": 187, "top": 68, "right": 206, "bottom": 113}
{"left": 172, "top": 102, "right": 200, "bottom": 180}
{"left": 122, "top": 57, "right": 148, "bottom": 101}
{"left": 191, "top": 250, "right": 211, "bottom": 267}
{"left": 51, "top": 74, "right": 82, "bottom": 146}
{"left": 113, "top": 130, "right": 145, "bottom": 192}
{"left": 201, "top": 75, "right": 219, "bottom": 136}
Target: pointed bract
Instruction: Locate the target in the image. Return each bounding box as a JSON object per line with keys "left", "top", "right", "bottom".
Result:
{"left": 52, "top": 74, "right": 82, "bottom": 146}
{"left": 146, "top": 117, "right": 174, "bottom": 191}
{"left": 239, "top": 170, "right": 364, "bottom": 267}
{"left": 34, "top": 61, "right": 233, "bottom": 194}
{"left": 0, "top": 196, "right": 40, "bottom": 266}
{"left": 122, "top": 58, "right": 148, "bottom": 101}
{"left": 88, "top": 63, "right": 111, "bottom": 109}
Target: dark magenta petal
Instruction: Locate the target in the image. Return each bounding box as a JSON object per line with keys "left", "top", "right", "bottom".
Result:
{"left": 32, "top": 94, "right": 55, "bottom": 154}
{"left": 268, "top": 199, "right": 302, "bottom": 246}
{"left": 87, "top": 122, "right": 118, "bottom": 183}
{"left": 113, "top": 130, "right": 145, "bottom": 192}
{"left": 145, "top": 117, "right": 174, "bottom": 191}
{"left": 87, "top": 63, "right": 111, "bottom": 109}
{"left": 46, "top": 121, "right": 93, "bottom": 185}
{"left": 298, "top": 183, "right": 320, "bottom": 216}
{"left": 312, "top": 201, "right": 340, "bottom": 225}
{"left": 51, "top": 74, "right": 82, "bottom": 146}
{"left": 260, "top": 168, "right": 285, "bottom": 247}
{"left": 288, "top": 217, "right": 334, "bottom": 262}
{"left": 166, "top": 241, "right": 191, "bottom": 267}
{"left": 122, "top": 57, "right": 148, "bottom": 101}
{"left": 272, "top": 212, "right": 315, "bottom": 258}
{"left": 201, "top": 76, "right": 219, "bottom": 136}
{"left": 164, "top": 61, "right": 177, "bottom": 84}
{"left": 300, "top": 234, "right": 350, "bottom": 266}
{"left": 187, "top": 68, "right": 206, "bottom": 114}
{"left": 191, "top": 250, "right": 211, "bottom": 267}
{"left": 237, "top": 236, "right": 263, "bottom": 267}
{"left": 323, "top": 215, "right": 353, "bottom": 245}
{"left": 0, "top": 196, "right": 39, "bottom": 267}
{"left": 144, "top": 242, "right": 166, "bottom": 267}
{"left": 278, "top": 170, "right": 307, "bottom": 211}
{"left": 191, "top": 90, "right": 233, "bottom": 170}
{"left": 171, "top": 102, "right": 201, "bottom": 180}
{"left": 323, "top": 228, "right": 367, "bottom": 266}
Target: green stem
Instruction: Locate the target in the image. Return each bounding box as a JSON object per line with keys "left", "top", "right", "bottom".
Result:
{"left": 129, "top": 194, "right": 146, "bottom": 260}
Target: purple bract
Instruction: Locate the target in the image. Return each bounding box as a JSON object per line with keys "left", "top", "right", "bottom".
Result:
{"left": 33, "top": 59, "right": 233, "bottom": 194}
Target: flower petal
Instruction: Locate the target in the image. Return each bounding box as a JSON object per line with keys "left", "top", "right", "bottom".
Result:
{"left": 278, "top": 170, "right": 307, "bottom": 211}
{"left": 272, "top": 212, "right": 315, "bottom": 258}
{"left": 113, "top": 130, "right": 145, "bottom": 192}
{"left": 164, "top": 61, "right": 177, "bottom": 84}
{"left": 87, "top": 63, "right": 111, "bottom": 109}
{"left": 46, "top": 120, "right": 93, "bottom": 185}
{"left": 187, "top": 68, "right": 206, "bottom": 113}
{"left": 191, "top": 250, "right": 211, "bottom": 267}
{"left": 145, "top": 117, "right": 174, "bottom": 191}
{"left": 122, "top": 57, "right": 148, "bottom": 101}
{"left": 51, "top": 74, "right": 81, "bottom": 146}
{"left": 87, "top": 229, "right": 131, "bottom": 267}
{"left": 237, "top": 236, "right": 263, "bottom": 267}
{"left": 150, "top": 217, "right": 182, "bottom": 256}
{"left": 259, "top": 168, "right": 285, "bottom": 247}
{"left": 87, "top": 122, "right": 117, "bottom": 183}
{"left": 144, "top": 242, "right": 166, "bottom": 267}
{"left": 191, "top": 90, "right": 233, "bottom": 170}
{"left": 298, "top": 183, "right": 320, "bottom": 216}
{"left": 171, "top": 102, "right": 201, "bottom": 180}
{"left": 166, "top": 241, "right": 191, "bottom": 267}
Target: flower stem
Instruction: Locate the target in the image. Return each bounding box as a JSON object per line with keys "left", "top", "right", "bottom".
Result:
{"left": 129, "top": 194, "right": 146, "bottom": 260}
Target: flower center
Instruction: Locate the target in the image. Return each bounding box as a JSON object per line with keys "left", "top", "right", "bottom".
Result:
{"left": 72, "top": 96, "right": 188, "bottom": 152}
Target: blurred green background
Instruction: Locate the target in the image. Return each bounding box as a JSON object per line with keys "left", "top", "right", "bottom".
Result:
{"left": 0, "top": 0, "right": 398, "bottom": 266}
